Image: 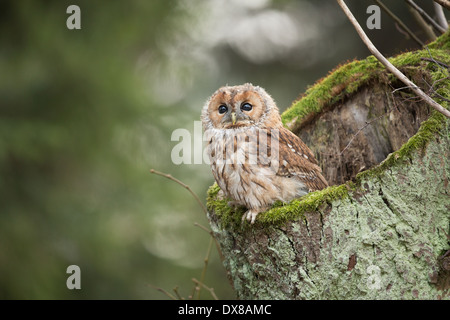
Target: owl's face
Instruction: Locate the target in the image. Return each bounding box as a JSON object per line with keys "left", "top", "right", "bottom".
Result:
{"left": 201, "top": 83, "right": 282, "bottom": 131}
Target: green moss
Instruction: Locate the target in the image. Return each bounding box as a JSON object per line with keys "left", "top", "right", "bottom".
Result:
{"left": 207, "top": 181, "right": 356, "bottom": 227}
{"left": 282, "top": 45, "right": 449, "bottom": 131}
{"left": 206, "top": 183, "right": 246, "bottom": 227}
{"left": 261, "top": 183, "right": 355, "bottom": 225}
{"left": 428, "top": 30, "right": 450, "bottom": 50}
{"left": 281, "top": 58, "right": 381, "bottom": 129}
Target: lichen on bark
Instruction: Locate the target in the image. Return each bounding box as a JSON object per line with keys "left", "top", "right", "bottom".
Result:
{"left": 208, "top": 127, "right": 449, "bottom": 299}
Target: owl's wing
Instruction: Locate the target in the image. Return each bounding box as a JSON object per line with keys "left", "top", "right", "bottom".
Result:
{"left": 270, "top": 127, "right": 328, "bottom": 191}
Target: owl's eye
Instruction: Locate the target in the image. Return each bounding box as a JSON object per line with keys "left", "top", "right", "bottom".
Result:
{"left": 241, "top": 103, "right": 253, "bottom": 112}
{"left": 218, "top": 105, "right": 228, "bottom": 114}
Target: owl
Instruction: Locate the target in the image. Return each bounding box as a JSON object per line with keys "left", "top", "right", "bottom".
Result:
{"left": 201, "top": 83, "right": 328, "bottom": 224}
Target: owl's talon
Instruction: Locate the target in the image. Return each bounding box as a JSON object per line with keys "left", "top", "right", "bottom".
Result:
{"left": 242, "top": 210, "right": 258, "bottom": 224}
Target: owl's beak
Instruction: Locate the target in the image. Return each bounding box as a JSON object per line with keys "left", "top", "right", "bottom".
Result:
{"left": 231, "top": 112, "right": 237, "bottom": 125}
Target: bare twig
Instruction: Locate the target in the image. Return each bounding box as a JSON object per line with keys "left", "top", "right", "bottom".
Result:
{"left": 407, "top": 3, "right": 437, "bottom": 40}
{"left": 150, "top": 169, "right": 207, "bottom": 215}
{"left": 374, "top": 0, "right": 424, "bottom": 46}
{"left": 423, "top": 77, "right": 450, "bottom": 102}
{"left": 188, "top": 282, "right": 197, "bottom": 300}
{"left": 173, "top": 286, "right": 184, "bottom": 300}
{"left": 194, "top": 222, "right": 213, "bottom": 234}
{"left": 425, "top": 46, "right": 450, "bottom": 72}
{"left": 192, "top": 278, "right": 219, "bottom": 300}
{"left": 336, "top": 0, "right": 450, "bottom": 119}
{"left": 196, "top": 236, "right": 214, "bottom": 300}
{"left": 391, "top": 85, "right": 419, "bottom": 94}
{"left": 421, "top": 57, "right": 450, "bottom": 69}
{"left": 405, "top": 0, "right": 447, "bottom": 34}
{"left": 433, "top": 0, "right": 450, "bottom": 11}
{"left": 420, "top": 48, "right": 450, "bottom": 102}
{"left": 148, "top": 284, "right": 178, "bottom": 300}
{"left": 434, "top": 2, "right": 449, "bottom": 29}
{"left": 194, "top": 222, "right": 224, "bottom": 262}
{"left": 149, "top": 169, "right": 225, "bottom": 299}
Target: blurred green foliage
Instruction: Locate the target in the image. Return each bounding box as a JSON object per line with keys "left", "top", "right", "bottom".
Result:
{"left": 0, "top": 0, "right": 443, "bottom": 299}
{"left": 0, "top": 0, "right": 211, "bottom": 299}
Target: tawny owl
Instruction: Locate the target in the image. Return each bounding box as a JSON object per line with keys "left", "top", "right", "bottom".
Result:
{"left": 201, "top": 83, "right": 328, "bottom": 224}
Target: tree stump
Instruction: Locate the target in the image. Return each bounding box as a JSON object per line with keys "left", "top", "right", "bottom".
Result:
{"left": 206, "top": 33, "right": 450, "bottom": 299}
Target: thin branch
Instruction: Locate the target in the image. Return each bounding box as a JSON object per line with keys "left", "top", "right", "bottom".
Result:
{"left": 421, "top": 57, "right": 450, "bottom": 69}
{"left": 407, "top": 3, "right": 437, "bottom": 40}
{"left": 150, "top": 169, "right": 207, "bottom": 215}
{"left": 194, "top": 222, "right": 213, "bottom": 235}
{"left": 391, "top": 85, "right": 419, "bottom": 94}
{"left": 423, "top": 77, "right": 450, "bottom": 102}
{"left": 188, "top": 282, "right": 197, "bottom": 300}
{"left": 192, "top": 278, "right": 219, "bottom": 300}
{"left": 196, "top": 236, "right": 214, "bottom": 300}
{"left": 374, "top": 0, "right": 424, "bottom": 47}
{"left": 173, "top": 286, "right": 185, "bottom": 300}
{"left": 150, "top": 169, "right": 225, "bottom": 270}
{"left": 147, "top": 284, "right": 178, "bottom": 300}
{"left": 434, "top": 2, "right": 449, "bottom": 29}
{"left": 425, "top": 46, "right": 450, "bottom": 72}
{"left": 433, "top": 0, "right": 450, "bottom": 11}
{"left": 405, "top": 0, "right": 447, "bottom": 34}
{"left": 421, "top": 47, "right": 450, "bottom": 102}
{"left": 194, "top": 222, "right": 225, "bottom": 262}
{"left": 336, "top": 0, "right": 450, "bottom": 119}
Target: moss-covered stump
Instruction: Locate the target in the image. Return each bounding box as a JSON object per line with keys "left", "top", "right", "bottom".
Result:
{"left": 206, "top": 32, "right": 450, "bottom": 299}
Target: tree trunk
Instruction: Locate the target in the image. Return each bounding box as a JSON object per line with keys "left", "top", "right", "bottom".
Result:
{"left": 206, "top": 33, "right": 450, "bottom": 299}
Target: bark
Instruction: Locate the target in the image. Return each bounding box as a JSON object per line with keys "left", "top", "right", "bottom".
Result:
{"left": 206, "top": 35, "right": 450, "bottom": 300}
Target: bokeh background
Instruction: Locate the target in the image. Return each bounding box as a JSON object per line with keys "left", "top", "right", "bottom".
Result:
{"left": 0, "top": 0, "right": 446, "bottom": 299}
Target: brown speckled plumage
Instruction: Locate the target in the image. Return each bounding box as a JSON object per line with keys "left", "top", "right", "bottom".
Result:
{"left": 202, "top": 83, "right": 328, "bottom": 223}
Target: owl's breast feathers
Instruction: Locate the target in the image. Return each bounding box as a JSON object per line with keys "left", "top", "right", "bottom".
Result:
{"left": 206, "top": 126, "right": 328, "bottom": 210}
